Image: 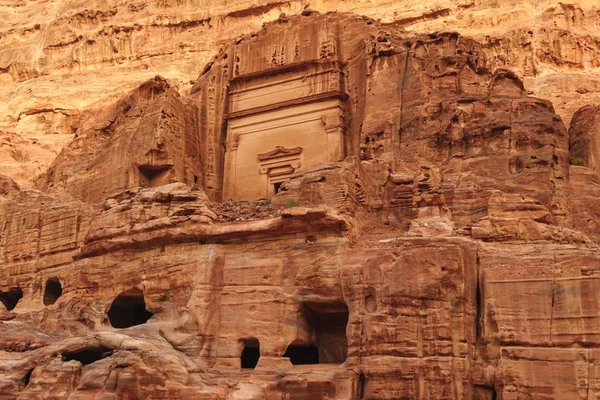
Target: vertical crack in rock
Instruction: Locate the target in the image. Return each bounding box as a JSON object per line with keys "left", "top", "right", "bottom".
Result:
{"left": 549, "top": 251, "right": 557, "bottom": 346}
{"left": 549, "top": 275, "right": 556, "bottom": 346}
{"left": 475, "top": 265, "right": 483, "bottom": 358}
{"left": 22, "top": 368, "right": 33, "bottom": 388}
{"left": 398, "top": 48, "right": 410, "bottom": 148}
{"left": 358, "top": 373, "right": 366, "bottom": 399}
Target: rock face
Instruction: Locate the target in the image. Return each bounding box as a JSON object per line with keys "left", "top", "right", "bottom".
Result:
{"left": 2, "top": 8, "right": 600, "bottom": 400}
{"left": 2, "top": 0, "right": 600, "bottom": 189}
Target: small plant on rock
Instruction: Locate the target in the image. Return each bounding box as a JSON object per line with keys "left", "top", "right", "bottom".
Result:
{"left": 569, "top": 156, "right": 585, "bottom": 166}
{"left": 286, "top": 199, "right": 299, "bottom": 208}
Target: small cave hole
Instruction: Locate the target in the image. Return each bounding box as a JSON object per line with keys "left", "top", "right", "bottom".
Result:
{"left": 43, "top": 278, "right": 62, "bottom": 306}
{"left": 0, "top": 287, "right": 23, "bottom": 311}
{"left": 62, "top": 346, "right": 113, "bottom": 366}
{"left": 23, "top": 368, "right": 33, "bottom": 387}
{"left": 283, "top": 342, "right": 320, "bottom": 365}
{"left": 240, "top": 338, "right": 260, "bottom": 369}
{"left": 108, "top": 288, "right": 154, "bottom": 328}
{"left": 365, "top": 294, "right": 377, "bottom": 313}
{"left": 273, "top": 182, "right": 283, "bottom": 194}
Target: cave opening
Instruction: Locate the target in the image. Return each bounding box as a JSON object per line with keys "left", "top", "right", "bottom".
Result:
{"left": 108, "top": 288, "right": 153, "bottom": 328}
{"left": 62, "top": 346, "right": 113, "bottom": 366}
{"left": 283, "top": 342, "right": 320, "bottom": 365}
{"left": 23, "top": 369, "right": 33, "bottom": 387}
{"left": 0, "top": 287, "right": 23, "bottom": 311}
{"left": 285, "top": 302, "right": 349, "bottom": 365}
{"left": 139, "top": 165, "right": 171, "bottom": 188}
{"left": 43, "top": 278, "right": 62, "bottom": 306}
{"left": 240, "top": 338, "right": 260, "bottom": 369}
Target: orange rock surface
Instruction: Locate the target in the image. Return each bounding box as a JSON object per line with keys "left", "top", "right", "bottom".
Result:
{"left": 1, "top": 3, "right": 600, "bottom": 400}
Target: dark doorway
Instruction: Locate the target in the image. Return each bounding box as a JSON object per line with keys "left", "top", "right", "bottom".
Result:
{"left": 283, "top": 342, "right": 320, "bottom": 365}
{"left": 311, "top": 304, "right": 349, "bottom": 363}
{"left": 0, "top": 287, "right": 23, "bottom": 311}
{"left": 62, "top": 346, "right": 113, "bottom": 366}
{"left": 240, "top": 339, "right": 260, "bottom": 369}
{"left": 273, "top": 182, "right": 283, "bottom": 194}
{"left": 284, "top": 302, "right": 349, "bottom": 365}
{"left": 43, "top": 278, "right": 62, "bottom": 306}
{"left": 139, "top": 165, "right": 171, "bottom": 188}
{"left": 108, "top": 288, "right": 153, "bottom": 328}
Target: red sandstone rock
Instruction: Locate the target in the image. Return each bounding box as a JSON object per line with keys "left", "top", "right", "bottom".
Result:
{"left": 2, "top": 10, "right": 600, "bottom": 400}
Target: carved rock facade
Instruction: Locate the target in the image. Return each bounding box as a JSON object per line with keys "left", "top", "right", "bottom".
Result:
{"left": 2, "top": 11, "right": 600, "bottom": 400}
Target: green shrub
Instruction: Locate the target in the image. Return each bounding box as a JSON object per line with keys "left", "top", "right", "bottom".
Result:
{"left": 286, "top": 199, "right": 299, "bottom": 208}
{"left": 569, "top": 156, "right": 585, "bottom": 166}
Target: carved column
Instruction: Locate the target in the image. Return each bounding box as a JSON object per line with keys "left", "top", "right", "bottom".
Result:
{"left": 321, "top": 111, "right": 346, "bottom": 162}
{"left": 222, "top": 131, "right": 239, "bottom": 201}
{"left": 258, "top": 166, "right": 270, "bottom": 199}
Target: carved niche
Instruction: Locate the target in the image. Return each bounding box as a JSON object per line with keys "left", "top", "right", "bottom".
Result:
{"left": 258, "top": 146, "right": 303, "bottom": 197}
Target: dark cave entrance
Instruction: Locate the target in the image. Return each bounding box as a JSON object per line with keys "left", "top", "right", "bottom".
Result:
{"left": 0, "top": 287, "right": 23, "bottom": 311}
{"left": 62, "top": 346, "right": 113, "bottom": 366}
{"left": 108, "top": 288, "right": 153, "bottom": 328}
{"left": 284, "top": 302, "right": 349, "bottom": 365}
{"left": 283, "top": 342, "right": 320, "bottom": 365}
{"left": 139, "top": 165, "right": 171, "bottom": 188}
{"left": 23, "top": 368, "right": 33, "bottom": 387}
{"left": 43, "top": 277, "right": 62, "bottom": 306}
{"left": 240, "top": 338, "right": 260, "bottom": 369}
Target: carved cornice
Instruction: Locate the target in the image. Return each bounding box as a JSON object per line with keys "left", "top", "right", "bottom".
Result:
{"left": 258, "top": 146, "right": 303, "bottom": 161}
{"left": 226, "top": 91, "right": 349, "bottom": 120}
{"left": 229, "top": 59, "right": 343, "bottom": 86}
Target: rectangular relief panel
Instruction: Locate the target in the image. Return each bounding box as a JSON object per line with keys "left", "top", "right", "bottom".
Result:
{"left": 228, "top": 61, "right": 344, "bottom": 117}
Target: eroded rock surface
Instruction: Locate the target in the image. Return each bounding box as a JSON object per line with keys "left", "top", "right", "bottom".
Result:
{"left": 2, "top": 1, "right": 600, "bottom": 188}
{"left": 1, "top": 10, "right": 600, "bottom": 400}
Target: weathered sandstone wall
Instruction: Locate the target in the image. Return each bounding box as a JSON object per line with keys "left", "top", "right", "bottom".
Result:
{"left": 2, "top": 4, "right": 600, "bottom": 400}
{"left": 1, "top": 1, "right": 600, "bottom": 187}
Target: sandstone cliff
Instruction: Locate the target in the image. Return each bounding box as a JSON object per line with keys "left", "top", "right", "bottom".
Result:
{"left": 1, "top": 4, "right": 600, "bottom": 400}
{"left": 2, "top": 1, "right": 600, "bottom": 187}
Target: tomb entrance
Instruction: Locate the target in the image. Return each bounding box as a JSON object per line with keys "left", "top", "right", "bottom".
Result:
{"left": 0, "top": 287, "right": 23, "bottom": 311}
{"left": 240, "top": 338, "right": 260, "bottom": 369}
{"left": 223, "top": 61, "right": 347, "bottom": 200}
{"left": 285, "top": 302, "right": 349, "bottom": 365}
{"left": 43, "top": 277, "right": 62, "bottom": 306}
{"left": 107, "top": 288, "right": 154, "bottom": 328}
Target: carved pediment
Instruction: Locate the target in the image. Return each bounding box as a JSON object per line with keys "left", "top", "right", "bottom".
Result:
{"left": 258, "top": 146, "right": 303, "bottom": 161}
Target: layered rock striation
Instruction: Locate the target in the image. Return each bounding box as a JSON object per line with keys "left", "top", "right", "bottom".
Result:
{"left": 2, "top": 9, "right": 600, "bottom": 400}
{"left": 2, "top": 1, "right": 600, "bottom": 189}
